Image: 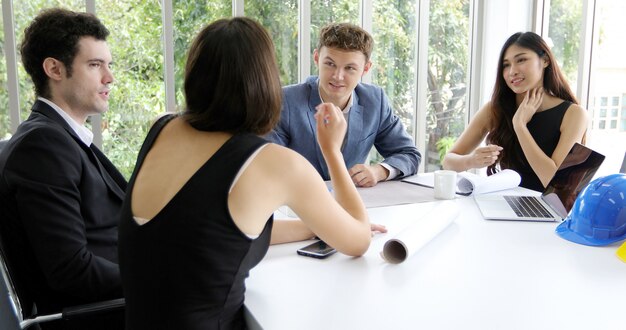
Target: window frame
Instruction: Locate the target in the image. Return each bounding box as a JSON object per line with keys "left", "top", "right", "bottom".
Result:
{"left": 2, "top": 0, "right": 611, "bottom": 174}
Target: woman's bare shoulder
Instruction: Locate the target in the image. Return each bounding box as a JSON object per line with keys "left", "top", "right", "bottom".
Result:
{"left": 469, "top": 101, "right": 497, "bottom": 131}
{"left": 255, "top": 143, "right": 317, "bottom": 177}
{"left": 564, "top": 103, "right": 589, "bottom": 122}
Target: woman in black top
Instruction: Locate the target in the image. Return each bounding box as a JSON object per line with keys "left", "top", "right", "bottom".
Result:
{"left": 442, "top": 32, "right": 588, "bottom": 191}
{"left": 118, "top": 17, "right": 372, "bottom": 329}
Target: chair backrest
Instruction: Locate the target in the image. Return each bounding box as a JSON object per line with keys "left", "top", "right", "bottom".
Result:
{"left": 0, "top": 237, "right": 24, "bottom": 329}
{"left": 0, "top": 139, "right": 20, "bottom": 329}
{"left": 0, "top": 145, "right": 124, "bottom": 328}
{"left": 1, "top": 138, "right": 32, "bottom": 323}
{"left": 0, "top": 139, "right": 8, "bottom": 153}
{"left": 1, "top": 232, "right": 125, "bottom": 329}
{"left": 621, "top": 151, "right": 626, "bottom": 174}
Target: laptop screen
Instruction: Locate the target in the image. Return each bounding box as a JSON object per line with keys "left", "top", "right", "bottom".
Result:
{"left": 541, "top": 143, "right": 605, "bottom": 218}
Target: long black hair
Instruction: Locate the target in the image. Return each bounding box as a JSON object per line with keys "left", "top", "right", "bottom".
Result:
{"left": 486, "top": 32, "right": 577, "bottom": 175}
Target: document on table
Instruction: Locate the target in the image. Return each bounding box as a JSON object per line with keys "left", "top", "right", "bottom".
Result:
{"left": 332, "top": 180, "right": 437, "bottom": 208}
{"left": 402, "top": 169, "right": 521, "bottom": 196}
{"left": 278, "top": 181, "right": 436, "bottom": 219}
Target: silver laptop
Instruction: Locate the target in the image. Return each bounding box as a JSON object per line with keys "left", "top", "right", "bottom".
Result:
{"left": 474, "top": 143, "right": 605, "bottom": 222}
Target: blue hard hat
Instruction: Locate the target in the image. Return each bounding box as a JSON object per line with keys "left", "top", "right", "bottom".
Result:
{"left": 555, "top": 174, "right": 626, "bottom": 246}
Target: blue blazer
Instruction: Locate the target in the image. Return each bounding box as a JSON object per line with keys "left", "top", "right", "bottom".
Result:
{"left": 266, "top": 76, "right": 421, "bottom": 180}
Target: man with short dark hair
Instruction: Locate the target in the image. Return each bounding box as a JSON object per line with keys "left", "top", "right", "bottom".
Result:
{"left": 267, "top": 22, "right": 421, "bottom": 187}
{"left": 0, "top": 8, "right": 125, "bottom": 329}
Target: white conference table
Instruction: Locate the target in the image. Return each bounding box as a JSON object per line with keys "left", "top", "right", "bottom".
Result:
{"left": 243, "top": 184, "right": 625, "bottom": 330}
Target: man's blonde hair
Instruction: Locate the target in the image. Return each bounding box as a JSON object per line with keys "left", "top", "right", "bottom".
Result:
{"left": 318, "top": 22, "right": 373, "bottom": 61}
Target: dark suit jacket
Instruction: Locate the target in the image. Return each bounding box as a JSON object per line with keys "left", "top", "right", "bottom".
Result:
{"left": 0, "top": 101, "right": 126, "bottom": 328}
{"left": 266, "top": 76, "right": 421, "bottom": 180}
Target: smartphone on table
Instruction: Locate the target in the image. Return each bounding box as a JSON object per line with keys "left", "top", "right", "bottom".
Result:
{"left": 296, "top": 240, "right": 336, "bottom": 259}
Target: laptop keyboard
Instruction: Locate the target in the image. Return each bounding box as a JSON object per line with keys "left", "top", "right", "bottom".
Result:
{"left": 504, "top": 196, "right": 553, "bottom": 218}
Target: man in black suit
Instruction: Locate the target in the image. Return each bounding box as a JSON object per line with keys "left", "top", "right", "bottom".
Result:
{"left": 0, "top": 8, "right": 125, "bottom": 329}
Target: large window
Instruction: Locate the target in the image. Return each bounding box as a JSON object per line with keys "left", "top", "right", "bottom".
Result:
{"left": 367, "top": 0, "right": 418, "bottom": 165}
{"left": 546, "top": 0, "right": 582, "bottom": 93}
{"left": 424, "top": 0, "right": 471, "bottom": 171}
{"left": 96, "top": 1, "right": 165, "bottom": 177}
{"left": 5, "top": 1, "right": 618, "bottom": 178}
{"left": 246, "top": 1, "right": 299, "bottom": 86}
{"left": 310, "top": 0, "right": 359, "bottom": 77}
{"left": 371, "top": 1, "right": 417, "bottom": 136}
{"left": 173, "top": 1, "right": 231, "bottom": 107}
{"left": 0, "top": 2, "right": 8, "bottom": 139}
{"left": 542, "top": 0, "right": 625, "bottom": 177}
{"left": 586, "top": 0, "right": 626, "bottom": 176}
{"left": 13, "top": 1, "right": 85, "bottom": 124}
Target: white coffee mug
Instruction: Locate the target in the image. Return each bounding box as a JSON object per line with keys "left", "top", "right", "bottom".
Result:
{"left": 434, "top": 170, "right": 457, "bottom": 200}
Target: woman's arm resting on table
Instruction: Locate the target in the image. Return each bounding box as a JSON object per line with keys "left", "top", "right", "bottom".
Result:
{"left": 270, "top": 219, "right": 387, "bottom": 245}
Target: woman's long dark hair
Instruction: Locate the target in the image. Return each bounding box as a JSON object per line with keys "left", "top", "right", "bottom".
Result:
{"left": 486, "top": 32, "right": 578, "bottom": 175}
{"left": 182, "top": 17, "right": 282, "bottom": 135}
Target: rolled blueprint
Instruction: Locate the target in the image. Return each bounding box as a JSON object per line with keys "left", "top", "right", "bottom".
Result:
{"left": 381, "top": 201, "right": 459, "bottom": 264}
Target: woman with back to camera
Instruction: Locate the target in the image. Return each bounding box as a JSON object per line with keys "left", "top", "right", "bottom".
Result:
{"left": 442, "top": 32, "right": 589, "bottom": 191}
{"left": 118, "top": 17, "right": 374, "bottom": 329}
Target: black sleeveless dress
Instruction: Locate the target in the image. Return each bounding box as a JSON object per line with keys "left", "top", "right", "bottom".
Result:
{"left": 506, "top": 101, "right": 571, "bottom": 191}
{"left": 118, "top": 115, "right": 273, "bottom": 330}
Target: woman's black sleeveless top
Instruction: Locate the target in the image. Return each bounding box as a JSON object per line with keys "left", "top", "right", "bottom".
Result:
{"left": 119, "top": 115, "right": 273, "bottom": 329}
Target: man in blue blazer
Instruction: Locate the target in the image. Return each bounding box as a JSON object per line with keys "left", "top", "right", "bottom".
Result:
{"left": 0, "top": 9, "right": 125, "bottom": 329}
{"left": 267, "top": 22, "right": 420, "bottom": 187}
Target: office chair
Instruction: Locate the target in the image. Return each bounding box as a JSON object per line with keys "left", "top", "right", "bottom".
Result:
{"left": 0, "top": 139, "right": 8, "bottom": 153}
{"left": 0, "top": 234, "right": 124, "bottom": 329}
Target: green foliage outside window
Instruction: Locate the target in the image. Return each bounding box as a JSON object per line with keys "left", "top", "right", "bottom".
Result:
{"left": 548, "top": 0, "right": 582, "bottom": 85}
{"left": 436, "top": 136, "right": 457, "bottom": 163}
{"left": 246, "top": 1, "right": 299, "bottom": 85}
{"left": 173, "top": 1, "right": 231, "bottom": 107}
{"left": 425, "top": 0, "right": 469, "bottom": 170}
{"left": 372, "top": 1, "right": 416, "bottom": 135}
{"left": 94, "top": 1, "right": 165, "bottom": 178}
{"left": 310, "top": 0, "right": 359, "bottom": 77}
{"left": 12, "top": 1, "right": 85, "bottom": 124}
{"left": 0, "top": 5, "right": 8, "bottom": 139}
{"left": 2, "top": 0, "right": 497, "bottom": 176}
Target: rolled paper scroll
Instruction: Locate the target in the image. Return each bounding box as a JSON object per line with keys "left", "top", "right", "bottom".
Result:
{"left": 381, "top": 201, "right": 459, "bottom": 264}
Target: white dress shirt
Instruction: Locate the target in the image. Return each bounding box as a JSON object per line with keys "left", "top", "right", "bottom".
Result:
{"left": 38, "top": 97, "right": 94, "bottom": 146}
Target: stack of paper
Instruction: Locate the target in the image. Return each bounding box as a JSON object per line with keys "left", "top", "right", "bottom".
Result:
{"left": 402, "top": 169, "right": 521, "bottom": 196}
